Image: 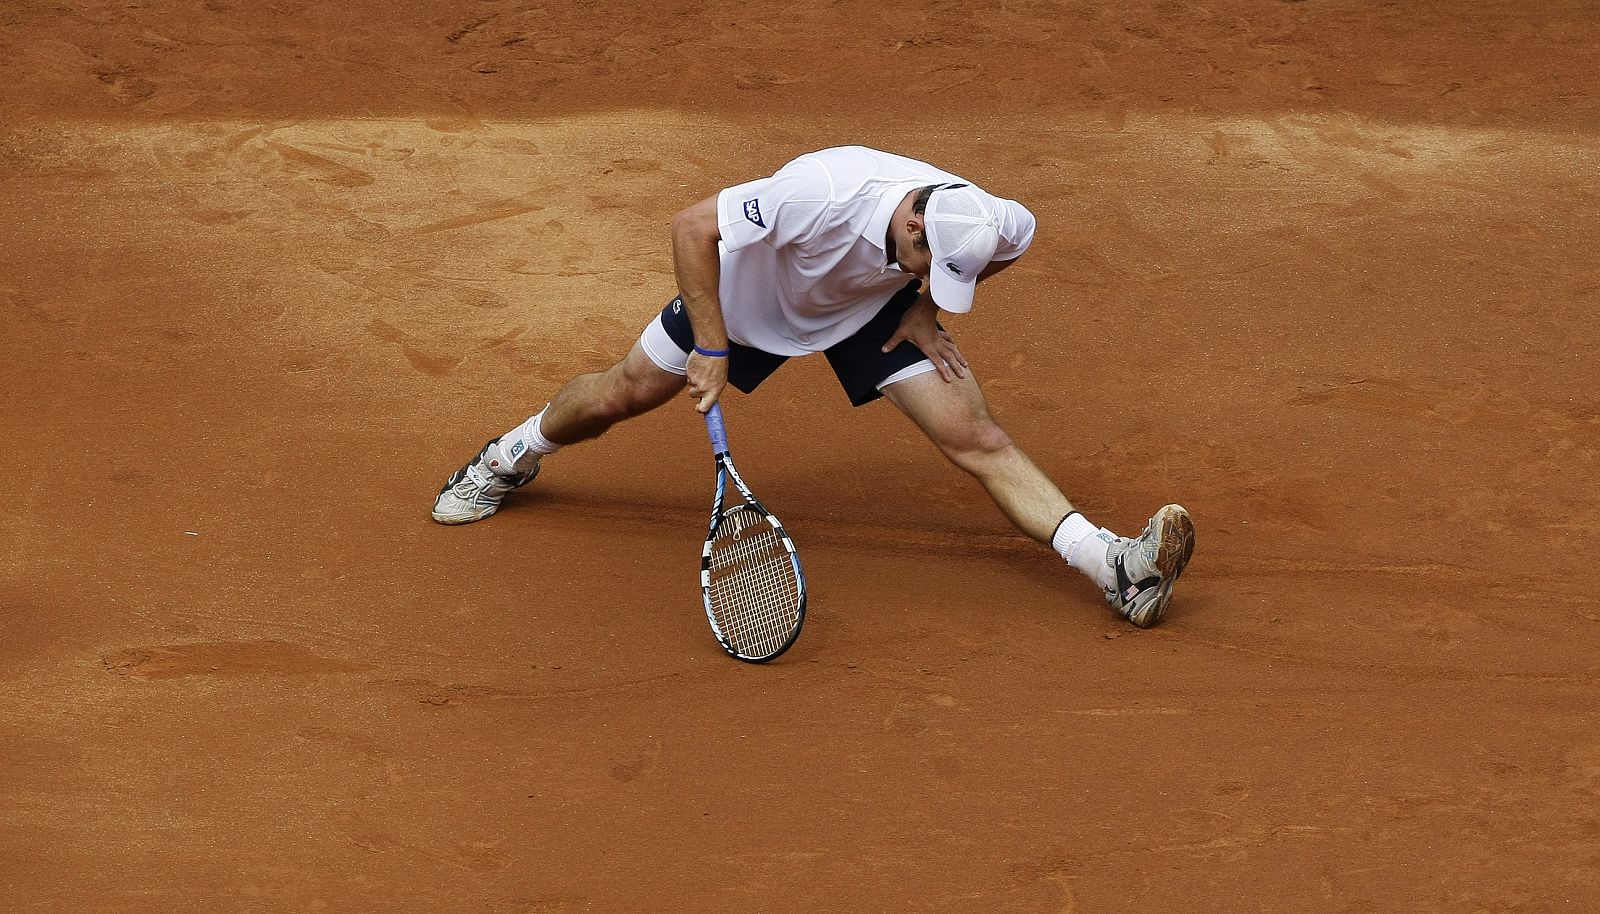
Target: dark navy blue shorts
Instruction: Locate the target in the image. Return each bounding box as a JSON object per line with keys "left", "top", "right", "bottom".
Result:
{"left": 655, "top": 280, "right": 938, "bottom": 407}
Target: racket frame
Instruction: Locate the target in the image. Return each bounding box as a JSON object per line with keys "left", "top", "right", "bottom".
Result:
{"left": 700, "top": 404, "right": 807, "bottom": 663}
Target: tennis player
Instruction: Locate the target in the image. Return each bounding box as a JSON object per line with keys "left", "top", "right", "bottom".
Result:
{"left": 432, "top": 146, "right": 1194, "bottom": 627}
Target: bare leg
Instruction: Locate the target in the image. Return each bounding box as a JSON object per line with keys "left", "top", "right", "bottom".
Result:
{"left": 882, "top": 370, "right": 1074, "bottom": 543}
{"left": 541, "top": 339, "right": 687, "bottom": 445}
{"left": 432, "top": 340, "right": 687, "bottom": 525}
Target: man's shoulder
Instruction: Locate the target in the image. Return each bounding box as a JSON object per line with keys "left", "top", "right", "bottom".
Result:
{"left": 799, "top": 145, "right": 940, "bottom": 176}
{"left": 783, "top": 146, "right": 954, "bottom": 203}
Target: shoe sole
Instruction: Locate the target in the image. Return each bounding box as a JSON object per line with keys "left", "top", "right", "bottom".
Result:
{"left": 1129, "top": 504, "right": 1196, "bottom": 628}
{"left": 431, "top": 504, "right": 499, "bottom": 525}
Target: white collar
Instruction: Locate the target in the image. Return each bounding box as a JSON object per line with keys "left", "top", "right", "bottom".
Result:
{"left": 864, "top": 182, "right": 925, "bottom": 252}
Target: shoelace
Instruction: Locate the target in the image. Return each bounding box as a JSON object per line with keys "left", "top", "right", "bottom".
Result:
{"left": 455, "top": 464, "right": 496, "bottom": 496}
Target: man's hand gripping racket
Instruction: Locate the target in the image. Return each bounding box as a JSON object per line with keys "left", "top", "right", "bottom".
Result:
{"left": 700, "top": 403, "right": 806, "bottom": 662}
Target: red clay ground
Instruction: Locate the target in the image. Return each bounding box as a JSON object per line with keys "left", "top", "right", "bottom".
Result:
{"left": 4, "top": 2, "right": 1599, "bottom": 911}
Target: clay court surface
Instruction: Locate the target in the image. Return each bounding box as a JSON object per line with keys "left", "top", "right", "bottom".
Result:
{"left": 4, "top": 1, "right": 1599, "bottom": 911}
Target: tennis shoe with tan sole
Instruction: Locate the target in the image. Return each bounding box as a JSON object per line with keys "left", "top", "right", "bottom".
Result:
{"left": 1105, "top": 504, "right": 1195, "bottom": 627}
{"left": 431, "top": 437, "right": 539, "bottom": 525}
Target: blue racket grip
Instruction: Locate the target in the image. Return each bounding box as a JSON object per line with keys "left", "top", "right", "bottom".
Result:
{"left": 704, "top": 402, "right": 729, "bottom": 454}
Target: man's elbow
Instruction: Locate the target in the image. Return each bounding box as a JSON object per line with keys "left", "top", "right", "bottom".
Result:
{"left": 671, "top": 198, "right": 721, "bottom": 245}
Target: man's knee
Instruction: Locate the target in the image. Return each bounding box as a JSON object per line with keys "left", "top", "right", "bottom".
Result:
{"left": 600, "top": 352, "right": 682, "bottom": 419}
{"left": 933, "top": 415, "right": 1014, "bottom": 465}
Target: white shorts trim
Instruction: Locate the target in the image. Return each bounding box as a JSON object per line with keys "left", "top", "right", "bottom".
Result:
{"left": 644, "top": 311, "right": 936, "bottom": 394}
{"left": 877, "top": 360, "right": 938, "bottom": 391}
{"left": 640, "top": 314, "right": 689, "bottom": 375}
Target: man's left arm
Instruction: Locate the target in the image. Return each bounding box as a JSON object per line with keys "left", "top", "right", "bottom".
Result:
{"left": 881, "top": 198, "right": 1035, "bottom": 381}
{"left": 880, "top": 250, "right": 1024, "bottom": 379}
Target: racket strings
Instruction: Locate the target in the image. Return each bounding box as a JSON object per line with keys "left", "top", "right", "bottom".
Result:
{"left": 708, "top": 506, "right": 801, "bottom": 657}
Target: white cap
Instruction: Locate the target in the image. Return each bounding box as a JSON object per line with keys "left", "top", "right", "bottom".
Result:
{"left": 923, "top": 183, "right": 1001, "bottom": 314}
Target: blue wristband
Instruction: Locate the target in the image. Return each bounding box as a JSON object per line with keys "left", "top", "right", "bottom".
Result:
{"left": 693, "top": 344, "right": 730, "bottom": 358}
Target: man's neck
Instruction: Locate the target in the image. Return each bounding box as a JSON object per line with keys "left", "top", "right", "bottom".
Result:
{"left": 884, "top": 190, "right": 916, "bottom": 266}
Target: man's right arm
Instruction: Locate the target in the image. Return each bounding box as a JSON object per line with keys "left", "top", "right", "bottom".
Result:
{"left": 670, "top": 194, "right": 729, "bottom": 412}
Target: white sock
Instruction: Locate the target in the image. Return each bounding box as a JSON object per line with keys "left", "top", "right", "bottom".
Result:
{"left": 1051, "top": 512, "right": 1118, "bottom": 591}
{"left": 487, "top": 406, "right": 560, "bottom": 476}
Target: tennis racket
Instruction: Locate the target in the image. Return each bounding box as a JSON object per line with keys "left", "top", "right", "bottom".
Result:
{"left": 700, "top": 402, "right": 806, "bottom": 662}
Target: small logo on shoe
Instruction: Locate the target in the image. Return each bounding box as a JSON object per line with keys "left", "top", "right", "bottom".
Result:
{"left": 509, "top": 440, "right": 526, "bottom": 459}
{"left": 743, "top": 198, "right": 765, "bottom": 228}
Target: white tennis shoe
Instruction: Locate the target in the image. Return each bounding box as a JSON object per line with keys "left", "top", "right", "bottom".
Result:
{"left": 431, "top": 437, "right": 539, "bottom": 525}
{"left": 1105, "top": 504, "right": 1195, "bottom": 628}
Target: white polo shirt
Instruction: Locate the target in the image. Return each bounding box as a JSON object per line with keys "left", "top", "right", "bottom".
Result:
{"left": 713, "top": 146, "right": 1036, "bottom": 356}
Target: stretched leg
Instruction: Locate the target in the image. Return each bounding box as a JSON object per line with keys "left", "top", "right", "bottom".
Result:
{"left": 432, "top": 339, "right": 684, "bottom": 524}
{"left": 882, "top": 370, "right": 1194, "bottom": 627}
{"left": 881, "top": 370, "right": 1071, "bottom": 544}
{"left": 541, "top": 339, "right": 686, "bottom": 444}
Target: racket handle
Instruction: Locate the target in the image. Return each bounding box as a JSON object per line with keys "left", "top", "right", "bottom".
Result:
{"left": 704, "top": 402, "right": 730, "bottom": 454}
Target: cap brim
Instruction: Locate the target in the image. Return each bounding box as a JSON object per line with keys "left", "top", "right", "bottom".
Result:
{"left": 929, "top": 265, "right": 976, "bottom": 314}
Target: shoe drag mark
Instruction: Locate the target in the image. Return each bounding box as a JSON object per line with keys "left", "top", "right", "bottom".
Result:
{"left": 413, "top": 199, "right": 544, "bottom": 235}
{"left": 386, "top": 668, "right": 712, "bottom": 708}
{"left": 267, "top": 140, "right": 376, "bottom": 187}
{"left": 366, "top": 319, "right": 463, "bottom": 376}
{"left": 101, "top": 641, "right": 366, "bottom": 680}
{"left": 447, "top": 15, "right": 499, "bottom": 44}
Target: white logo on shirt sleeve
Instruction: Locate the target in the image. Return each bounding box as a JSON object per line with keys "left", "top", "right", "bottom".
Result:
{"left": 742, "top": 199, "right": 766, "bottom": 228}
